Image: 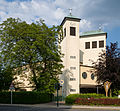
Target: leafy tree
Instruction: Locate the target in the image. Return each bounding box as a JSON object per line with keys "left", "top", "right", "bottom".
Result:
{"left": 92, "top": 42, "right": 120, "bottom": 91}
{"left": 0, "top": 18, "right": 63, "bottom": 93}
{"left": 0, "top": 64, "right": 13, "bottom": 91}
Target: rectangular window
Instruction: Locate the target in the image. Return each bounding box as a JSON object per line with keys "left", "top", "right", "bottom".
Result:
{"left": 70, "top": 67, "right": 76, "bottom": 70}
{"left": 64, "top": 28, "right": 66, "bottom": 37}
{"left": 70, "top": 56, "right": 76, "bottom": 59}
{"left": 70, "top": 89, "right": 76, "bottom": 92}
{"left": 92, "top": 41, "right": 97, "bottom": 48}
{"left": 70, "top": 78, "right": 76, "bottom": 81}
{"left": 99, "top": 40, "right": 104, "bottom": 48}
{"left": 70, "top": 27, "right": 76, "bottom": 36}
{"left": 85, "top": 42, "right": 90, "bottom": 49}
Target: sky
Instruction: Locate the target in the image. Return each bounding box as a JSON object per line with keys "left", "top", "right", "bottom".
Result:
{"left": 0, "top": 0, "right": 120, "bottom": 47}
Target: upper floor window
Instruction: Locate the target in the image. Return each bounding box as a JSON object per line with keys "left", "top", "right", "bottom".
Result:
{"left": 92, "top": 41, "right": 97, "bottom": 48}
{"left": 85, "top": 42, "right": 90, "bottom": 49}
{"left": 70, "top": 27, "right": 76, "bottom": 36}
{"left": 99, "top": 40, "right": 104, "bottom": 48}
{"left": 64, "top": 28, "right": 66, "bottom": 37}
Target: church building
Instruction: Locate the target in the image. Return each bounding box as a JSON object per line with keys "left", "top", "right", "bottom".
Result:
{"left": 59, "top": 15, "right": 107, "bottom": 96}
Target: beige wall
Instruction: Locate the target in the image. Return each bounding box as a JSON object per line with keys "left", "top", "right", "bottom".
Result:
{"left": 80, "top": 65, "right": 97, "bottom": 86}
{"left": 79, "top": 35, "right": 106, "bottom": 66}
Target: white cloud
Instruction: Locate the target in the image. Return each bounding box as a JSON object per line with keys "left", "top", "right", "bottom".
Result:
{"left": 0, "top": 0, "right": 120, "bottom": 32}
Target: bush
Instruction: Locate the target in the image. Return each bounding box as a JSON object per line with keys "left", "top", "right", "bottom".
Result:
{"left": 65, "top": 93, "right": 104, "bottom": 104}
{"left": 0, "top": 91, "right": 53, "bottom": 104}
{"left": 75, "top": 98, "right": 120, "bottom": 106}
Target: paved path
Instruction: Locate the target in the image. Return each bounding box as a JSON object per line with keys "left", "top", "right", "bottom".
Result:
{"left": 0, "top": 102, "right": 120, "bottom": 111}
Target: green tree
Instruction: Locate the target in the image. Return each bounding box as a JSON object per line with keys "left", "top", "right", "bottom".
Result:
{"left": 92, "top": 42, "right": 120, "bottom": 91}
{"left": 0, "top": 18, "right": 63, "bottom": 93}
{"left": 0, "top": 64, "right": 13, "bottom": 91}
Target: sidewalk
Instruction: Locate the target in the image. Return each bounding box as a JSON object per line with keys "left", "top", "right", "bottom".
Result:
{"left": 1, "top": 101, "right": 120, "bottom": 110}
{"left": 34, "top": 101, "right": 120, "bottom": 110}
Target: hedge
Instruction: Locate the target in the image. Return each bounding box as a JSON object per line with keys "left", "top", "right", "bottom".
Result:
{"left": 75, "top": 98, "right": 120, "bottom": 106}
{"left": 65, "top": 93, "right": 104, "bottom": 104}
{"left": 0, "top": 91, "right": 53, "bottom": 104}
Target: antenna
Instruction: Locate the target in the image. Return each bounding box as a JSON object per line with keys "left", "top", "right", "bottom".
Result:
{"left": 68, "top": 8, "right": 72, "bottom": 16}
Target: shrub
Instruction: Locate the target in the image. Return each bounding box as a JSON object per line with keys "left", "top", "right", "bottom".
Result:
{"left": 65, "top": 93, "right": 104, "bottom": 104}
{"left": 75, "top": 98, "right": 120, "bottom": 106}
{"left": 0, "top": 91, "right": 53, "bottom": 104}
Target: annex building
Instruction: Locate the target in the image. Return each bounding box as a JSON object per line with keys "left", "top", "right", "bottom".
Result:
{"left": 59, "top": 16, "right": 107, "bottom": 96}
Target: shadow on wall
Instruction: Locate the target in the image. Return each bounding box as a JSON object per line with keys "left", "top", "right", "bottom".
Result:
{"left": 60, "top": 69, "right": 74, "bottom": 97}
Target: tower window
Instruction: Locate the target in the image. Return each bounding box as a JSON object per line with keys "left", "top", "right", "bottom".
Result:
{"left": 64, "top": 28, "right": 66, "bottom": 37}
{"left": 92, "top": 41, "right": 97, "bottom": 48}
{"left": 85, "top": 42, "right": 90, "bottom": 49}
{"left": 70, "top": 56, "right": 76, "bottom": 59}
{"left": 70, "top": 89, "right": 76, "bottom": 92}
{"left": 70, "top": 78, "right": 76, "bottom": 81}
{"left": 99, "top": 40, "right": 104, "bottom": 48}
{"left": 70, "top": 67, "right": 76, "bottom": 70}
{"left": 70, "top": 27, "right": 76, "bottom": 36}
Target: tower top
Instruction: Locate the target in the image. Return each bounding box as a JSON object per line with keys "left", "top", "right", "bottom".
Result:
{"left": 60, "top": 16, "right": 81, "bottom": 26}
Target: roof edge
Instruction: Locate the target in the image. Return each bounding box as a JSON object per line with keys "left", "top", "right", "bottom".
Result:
{"left": 60, "top": 16, "right": 81, "bottom": 26}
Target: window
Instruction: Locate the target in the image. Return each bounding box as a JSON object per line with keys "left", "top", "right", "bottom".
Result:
{"left": 64, "top": 28, "right": 66, "bottom": 37}
{"left": 85, "top": 42, "right": 90, "bottom": 49}
{"left": 92, "top": 41, "right": 97, "bottom": 48}
{"left": 91, "top": 73, "right": 95, "bottom": 80}
{"left": 82, "top": 72, "right": 87, "bottom": 79}
{"left": 70, "top": 27, "right": 76, "bottom": 36}
{"left": 70, "top": 67, "right": 76, "bottom": 70}
{"left": 99, "top": 40, "right": 104, "bottom": 48}
{"left": 70, "top": 56, "right": 76, "bottom": 59}
{"left": 70, "top": 89, "right": 76, "bottom": 92}
{"left": 70, "top": 78, "right": 76, "bottom": 81}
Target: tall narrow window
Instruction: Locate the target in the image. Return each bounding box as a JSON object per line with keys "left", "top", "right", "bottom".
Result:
{"left": 85, "top": 42, "right": 90, "bottom": 49}
{"left": 70, "top": 27, "right": 76, "bottom": 36}
{"left": 64, "top": 28, "right": 66, "bottom": 37}
{"left": 99, "top": 40, "right": 104, "bottom": 48}
{"left": 92, "top": 41, "right": 97, "bottom": 48}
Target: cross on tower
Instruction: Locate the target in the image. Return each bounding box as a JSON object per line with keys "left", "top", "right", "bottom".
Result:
{"left": 68, "top": 8, "right": 72, "bottom": 16}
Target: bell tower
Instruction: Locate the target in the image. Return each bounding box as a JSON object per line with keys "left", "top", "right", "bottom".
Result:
{"left": 60, "top": 16, "right": 81, "bottom": 96}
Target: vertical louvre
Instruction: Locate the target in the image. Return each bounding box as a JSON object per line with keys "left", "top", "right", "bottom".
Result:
{"left": 64, "top": 28, "right": 66, "bottom": 37}
{"left": 70, "top": 27, "right": 76, "bottom": 36}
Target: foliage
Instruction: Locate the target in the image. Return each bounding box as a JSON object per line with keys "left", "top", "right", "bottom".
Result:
{"left": 91, "top": 42, "right": 120, "bottom": 90}
{"left": 75, "top": 98, "right": 120, "bottom": 106}
{"left": 0, "top": 18, "right": 63, "bottom": 92}
{"left": 0, "top": 65, "right": 13, "bottom": 91}
{"left": 65, "top": 93, "right": 104, "bottom": 104}
{"left": 0, "top": 91, "right": 53, "bottom": 104}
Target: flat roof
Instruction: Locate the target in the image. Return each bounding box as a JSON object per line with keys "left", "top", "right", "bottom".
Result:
{"left": 60, "top": 16, "right": 81, "bottom": 26}
{"left": 80, "top": 30, "right": 107, "bottom": 38}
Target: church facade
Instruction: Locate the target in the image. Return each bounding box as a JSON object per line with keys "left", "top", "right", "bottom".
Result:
{"left": 59, "top": 16, "right": 107, "bottom": 96}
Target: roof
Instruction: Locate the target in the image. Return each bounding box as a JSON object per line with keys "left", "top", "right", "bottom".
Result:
{"left": 60, "top": 16, "right": 81, "bottom": 26}
{"left": 80, "top": 30, "right": 107, "bottom": 37}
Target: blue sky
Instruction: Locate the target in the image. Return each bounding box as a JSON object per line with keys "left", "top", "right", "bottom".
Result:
{"left": 0, "top": 0, "right": 120, "bottom": 47}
